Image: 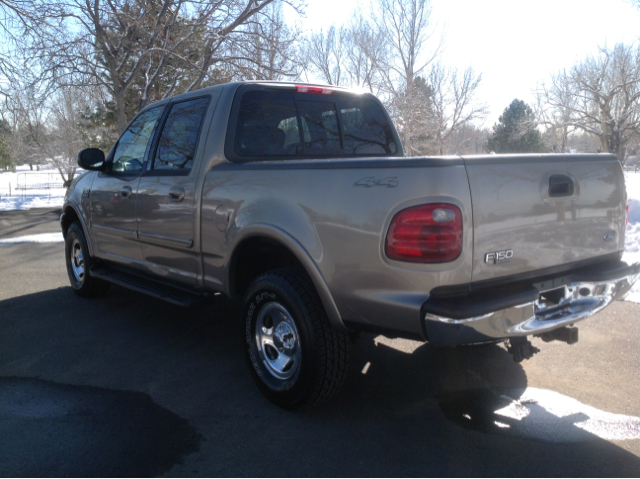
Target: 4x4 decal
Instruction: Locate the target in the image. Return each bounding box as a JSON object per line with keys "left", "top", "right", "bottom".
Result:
{"left": 354, "top": 177, "right": 399, "bottom": 188}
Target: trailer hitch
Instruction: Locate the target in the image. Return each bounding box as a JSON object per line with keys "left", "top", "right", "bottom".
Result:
{"left": 536, "top": 326, "right": 579, "bottom": 345}
{"left": 507, "top": 337, "right": 540, "bottom": 362}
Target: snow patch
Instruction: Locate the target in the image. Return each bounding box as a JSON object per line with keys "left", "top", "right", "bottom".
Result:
{"left": 0, "top": 165, "right": 72, "bottom": 211}
{"left": 0, "top": 233, "right": 64, "bottom": 245}
{"left": 0, "top": 190, "right": 67, "bottom": 212}
{"left": 493, "top": 387, "right": 640, "bottom": 442}
{"left": 623, "top": 172, "right": 640, "bottom": 303}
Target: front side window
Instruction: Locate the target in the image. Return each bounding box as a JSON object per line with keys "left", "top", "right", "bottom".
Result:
{"left": 112, "top": 106, "right": 164, "bottom": 172}
{"left": 153, "top": 97, "right": 209, "bottom": 171}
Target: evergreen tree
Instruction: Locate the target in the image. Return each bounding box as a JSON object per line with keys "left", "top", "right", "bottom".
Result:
{"left": 0, "top": 120, "right": 14, "bottom": 172}
{"left": 485, "top": 99, "right": 547, "bottom": 153}
{"left": 391, "top": 76, "right": 437, "bottom": 156}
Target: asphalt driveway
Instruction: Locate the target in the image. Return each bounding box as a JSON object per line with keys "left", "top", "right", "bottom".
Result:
{"left": 1, "top": 208, "right": 639, "bottom": 476}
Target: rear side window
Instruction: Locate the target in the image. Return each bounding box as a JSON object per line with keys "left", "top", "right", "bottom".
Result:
{"left": 229, "top": 88, "right": 398, "bottom": 160}
{"left": 153, "top": 97, "right": 209, "bottom": 171}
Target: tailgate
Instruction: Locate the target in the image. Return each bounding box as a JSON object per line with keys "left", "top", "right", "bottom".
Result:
{"left": 463, "top": 154, "right": 625, "bottom": 283}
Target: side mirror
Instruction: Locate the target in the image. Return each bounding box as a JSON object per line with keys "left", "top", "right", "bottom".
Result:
{"left": 78, "top": 148, "right": 106, "bottom": 170}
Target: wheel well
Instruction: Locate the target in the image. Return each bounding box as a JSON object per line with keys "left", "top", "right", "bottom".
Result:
{"left": 61, "top": 206, "right": 80, "bottom": 237}
{"left": 231, "top": 236, "right": 309, "bottom": 298}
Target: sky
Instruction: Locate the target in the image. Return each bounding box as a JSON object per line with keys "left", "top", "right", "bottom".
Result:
{"left": 285, "top": 0, "right": 640, "bottom": 127}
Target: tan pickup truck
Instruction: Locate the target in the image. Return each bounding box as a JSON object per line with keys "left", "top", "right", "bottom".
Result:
{"left": 61, "top": 81, "right": 639, "bottom": 408}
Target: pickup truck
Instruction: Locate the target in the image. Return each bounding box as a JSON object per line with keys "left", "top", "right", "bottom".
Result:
{"left": 61, "top": 81, "right": 639, "bottom": 409}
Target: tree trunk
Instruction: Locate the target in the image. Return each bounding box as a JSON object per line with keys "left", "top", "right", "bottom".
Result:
{"left": 115, "top": 89, "right": 127, "bottom": 134}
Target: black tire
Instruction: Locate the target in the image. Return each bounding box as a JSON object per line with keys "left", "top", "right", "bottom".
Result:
{"left": 65, "top": 222, "right": 111, "bottom": 297}
{"left": 243, "top": 268, "right": 351, "bottom": 409}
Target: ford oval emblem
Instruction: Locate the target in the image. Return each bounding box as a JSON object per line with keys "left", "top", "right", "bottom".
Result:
{"left": 604, "top": 230, "right": 616, "bottom": 242}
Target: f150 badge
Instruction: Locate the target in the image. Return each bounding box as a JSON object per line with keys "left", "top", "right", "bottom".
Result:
{"left": 485, "top": 249, "right": 514, "bottom": 264}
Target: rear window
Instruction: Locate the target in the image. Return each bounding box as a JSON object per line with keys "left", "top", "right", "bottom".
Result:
{"left": 340, "top": 99, "right": 392, "bottom": 155}
{"left": 235, "top": 91, "right": 300, "bottom": 157}
{"left": 230, "top": 88, "right": 398, "bottom": 160}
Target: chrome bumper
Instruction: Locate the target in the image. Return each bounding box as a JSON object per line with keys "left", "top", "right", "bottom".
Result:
{"left": 423, "top": 264, "right": 639, "bottom": 346}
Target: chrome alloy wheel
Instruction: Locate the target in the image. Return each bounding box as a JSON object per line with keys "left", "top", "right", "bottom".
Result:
{"left": 71, "top": 238, "right": 85, "bottom": 283}
{"left": 255, "top": 302, "right": 301, "bottom": 380}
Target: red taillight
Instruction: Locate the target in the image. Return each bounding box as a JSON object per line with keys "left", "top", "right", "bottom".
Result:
{"left": 295, "top": 85, "right": 334, "bottom": 94}
{"left": 385, "top": 204, "right": 463, "bottom": 263}
{"left": 626, "top": 192, "right": 629, "bottom": 226}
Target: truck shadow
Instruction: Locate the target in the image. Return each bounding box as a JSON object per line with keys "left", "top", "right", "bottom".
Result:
{"left": 1, "top": 286, "right": 639, "bottom": 476}
{"left": 0, "top": 207, "right": 62, "bottom": 238}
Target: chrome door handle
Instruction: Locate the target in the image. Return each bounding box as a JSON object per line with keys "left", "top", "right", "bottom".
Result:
{"left": 169, "top": 187, "right": 185, "bottom": 202}
{"left": 120, "top": 186, "right": 132, "bottom": 199}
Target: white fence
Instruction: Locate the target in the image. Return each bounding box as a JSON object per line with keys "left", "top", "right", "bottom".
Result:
{"left": 0, "top": 183, "right": 11, "bottom": 198}
{"left": 16, "top": 172, "right": 65, "bottom": 190}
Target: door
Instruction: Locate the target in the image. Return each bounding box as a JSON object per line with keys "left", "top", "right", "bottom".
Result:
{"left": 90, "top": 105, "right": 165, "bottom": 265}
{"left": 135, "top": 96, "right": 210, "bottom": 285}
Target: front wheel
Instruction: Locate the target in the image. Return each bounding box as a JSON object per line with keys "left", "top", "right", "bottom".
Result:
{"left": 243, "top": 269, "right": 351, "bottom": 409}
{"left": 65, "top": 222, "right": 111, "bottom": 297}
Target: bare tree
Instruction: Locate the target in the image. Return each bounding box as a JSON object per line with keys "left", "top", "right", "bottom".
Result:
{"left": 299, "top": 0, "right": 486, "bottom": 157}
{"left": 2, "top": 79, "right": 50, "bottom": 171}
{"left": 369, "top": 0, "right": 490, "bottom": 156}
{"left": 31, "top": 0, "right": 304, "bottom": 133}
{"left": 302, "top": 12, "right": 387, "bottom": 93}
{"left": 537, "top": 44, "right": 640, "bottom": 162}
{"left": 534, "top": 71, "right": 578, "bottom": 153}
{"left": 230, "top": 2, "right": 302, "bottom": 81}
{"left": 342, "top": 11, "right": 387, "bottom": 94}
{"left": 443, "top": 124, "right": 490, "bottom": 155}
{"left": 304, "top": 25, "right": 346, "bottom": 85}
{"left": 0, "top": 0, "right": 65, "bottom": 95}
{"left": 372, "top": 0, "right": 441, "bottom": 95}
{"left": 370, "top": 0, "right": 442, "bottom": 153}
{"left": 3, "top": 75, "right": 105, "bottom": 184}
{"left": 426, "top": 64, "right": 487, "bottom": 155}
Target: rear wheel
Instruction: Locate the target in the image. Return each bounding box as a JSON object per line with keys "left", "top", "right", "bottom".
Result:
{"left": 243, "top": 268, "right": 350, "bottom": 409}
{"left": 65, "top": 222, "right": 111, "bottom": 297}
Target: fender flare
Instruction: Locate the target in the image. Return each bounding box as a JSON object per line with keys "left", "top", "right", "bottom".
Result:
{"left": 61, "top": 200, "right": 95, "bottom": 258}
{"left": 226, "top": 223, "right": 347, "bottom": 332}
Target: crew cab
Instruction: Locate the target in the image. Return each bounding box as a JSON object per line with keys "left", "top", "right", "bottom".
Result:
{"left": 61, "top": 81, "right": 639, "bottom": 408}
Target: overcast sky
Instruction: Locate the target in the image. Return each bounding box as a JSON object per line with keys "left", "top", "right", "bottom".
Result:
{"left": 285, "top": 0, "right": 640, "bottom": 127}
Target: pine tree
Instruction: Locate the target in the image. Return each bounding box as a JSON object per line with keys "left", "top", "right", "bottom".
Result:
{"left": 485, "top": 99, "right": 547, "bottom": 153}
{"left": 391, "top": 76, "right": 437, "bottom": 156}
{"left": 0, "top": 120, "right": 14, "bottom": 172}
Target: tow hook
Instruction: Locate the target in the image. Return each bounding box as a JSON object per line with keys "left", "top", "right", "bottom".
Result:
{"left": 507, "top": 337, "right": 540, "bottom": 362}
{"left": 536, "top": 326, "right": 579, "bottom": 345}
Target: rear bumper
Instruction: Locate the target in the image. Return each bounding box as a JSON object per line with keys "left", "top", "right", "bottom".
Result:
{"left": 422, "top": 260, "right": 640, "bottom": 346}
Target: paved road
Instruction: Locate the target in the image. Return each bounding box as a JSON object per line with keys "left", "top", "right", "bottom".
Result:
{"left": 1, "top": 208, "right": 639, "bottom": 476}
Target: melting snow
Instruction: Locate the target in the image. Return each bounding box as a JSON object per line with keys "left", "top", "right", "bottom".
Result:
{"left": 0, "top": 233, "right": 64, "bottom": 245}
{"left": 0, "top": 166, "right": 69, "bottom": 212}
{"left": 493, "top": 387, "right": 640, "bottom": 442}
{"left": 622, "top": 172, "right": 640, "bottom": 303}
